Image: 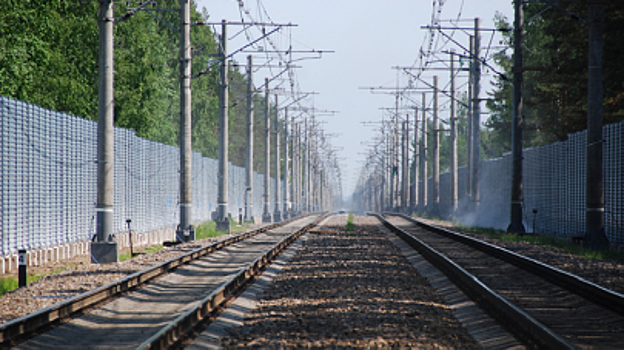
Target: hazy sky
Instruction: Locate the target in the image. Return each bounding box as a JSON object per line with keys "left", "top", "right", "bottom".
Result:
{"left": 195, "top": 0, "right": 514, "bottom": 199}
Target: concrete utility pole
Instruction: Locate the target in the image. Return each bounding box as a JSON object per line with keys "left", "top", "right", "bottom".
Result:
{"left": 419, "top": 93, "right": 428, "bottom": 212}
{"left": 432, "top": 76, "right": 440, "bottom": 215}
{"left": 262, "top": 78, "right": 272, "bottom": 223}
{"left": 302, "top": 118, "right": 308, "bottom": 212}
{"left": 283, "top": 108, "right": 290, "bottom": 219}
{"left": 93, "top": 0, "right": 117, "bottom": 263}
{"left": 244, "top": 55, "right": 254, "bottom": 223}
{"left": 389, "top": 123, "right": 396, "bottom": 209}
{"left": 471, "top": 18, "right": 481, "bottom": 204}
{"left": 449, "top": 52, "right": 458, "bottom": 214}
{"left": 177, "top": 0, "right": 194, "bottom": 241}
{"left": 296, "top": 122, "right": 302, "bottom": 215}
{"left": 401, "top": 117, "right": 409, "bottom": 213}
{"left": 216, "top": 20, "right": 230, "bottom": 232}
{"left": 311, "top": 131, "right": 316, "bottom": 211}
{"left": 585, "top": 0, "right": 609, "bottom": 249}
{"left": 381, "top": 125, "right": 387, "bottom": 210}
{"left": 411, "top": 107, "right": 419, "bottom": 213}
{"left": 467, "top": 37, "right": 474, "bottom": 200}
{"left": 508, "top": 0, "right": 526, "bottom": 233}
{"left": 305, "top": 118, "right": 311, "bottom": 212}
{"left": 292, "top": 121, "right": 299, "bottom": 215}
{"left": 273, "top": 95, "right": 282, "bottom": 222}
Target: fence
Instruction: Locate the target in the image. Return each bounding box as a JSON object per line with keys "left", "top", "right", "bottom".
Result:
{"left": 436, "top": 121, "right": 624, "bottom": 245}
{"left": 1, "top": 96, "right": 280, "bottom": 257}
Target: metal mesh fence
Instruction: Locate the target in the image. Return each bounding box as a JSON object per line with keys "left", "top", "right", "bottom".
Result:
{"left": 450, "top": 122, "right": 623, "bottom": 244}
{"left": 1, "top": 97, "right": 278, "bottom": 256}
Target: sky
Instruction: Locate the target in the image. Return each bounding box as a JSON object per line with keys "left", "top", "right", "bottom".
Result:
{"left": 194, "top": 0, "right": 514, "bottom": 200}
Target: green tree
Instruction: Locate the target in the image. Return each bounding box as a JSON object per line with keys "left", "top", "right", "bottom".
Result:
{"left": 0, "top": 0, "right": 278, "bottom": 168}
{"left": 485, "top": 3, "right": 624, "bottom": 154}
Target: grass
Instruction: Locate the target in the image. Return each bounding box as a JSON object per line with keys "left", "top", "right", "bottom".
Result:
{"left": 119, "top": 244, "right": 164, "bottom": 262}
{"left": 345, "top": 212, "right": 356, "bottom": 236}
{"left": 0, "top": 277, "right": 18, "bottom": 296}
{"left": 195, "top": 218, "right": 249, "bottom": 240}
{"left": 195, "top": 220, "right": 223, "bottom": 240}
{"left": 0, "top": 270, "right": 63, "bottom": 297}
{"left": 453, "top": 223, "right": 624, "bottom": 262}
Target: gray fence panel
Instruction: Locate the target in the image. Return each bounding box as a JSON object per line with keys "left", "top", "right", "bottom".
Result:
{"left": 605, "top": 122, "right": 624, "bottom": 242}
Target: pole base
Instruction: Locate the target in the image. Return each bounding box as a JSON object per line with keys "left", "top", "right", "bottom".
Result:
{"left": 273, "top": 212, "right": 282, "bottom": 222}
{"left": 216, "top": 219, "right": 231, "bottom": 233}
{"left": 91, "top": 241, "right": 118, "bottom": 264}
{"left": 262, "top": 214, "right": 272, "bottom": 223}
{"left": 507, "top": 221, "right": 526, "bottom": 234}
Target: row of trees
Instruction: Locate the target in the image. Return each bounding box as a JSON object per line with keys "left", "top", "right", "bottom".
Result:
{"left": 484, "top": 2, "right": 624, "bottom": 157}
{"left": 0, "top": 0, "right": 276, "bottom": 170}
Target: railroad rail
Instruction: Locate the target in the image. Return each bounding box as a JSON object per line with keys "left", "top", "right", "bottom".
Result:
{"left": 1, "top": 213, "right": 327, "bottom": 349}
{"left": 379, "top": 213, "right": 624, "bottom": 349}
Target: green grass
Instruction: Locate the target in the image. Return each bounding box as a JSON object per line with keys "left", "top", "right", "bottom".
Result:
{"left": 195, "top": 220, "right": 221, "bottom": 240}
{"left": 0, "top": 277, "right": 18, "bottom": 296}
{"left": 453, "top": 223, "right": 624, "bottom": 262}
{"left": 0, "top": 271, "right": 62, "bottom": 297}
{"left": 345, "top": 212, "right": 355, "bottom": 233}
{"left": 119, "top": 244, "right": 164, "bottom": 262}
{"left": 195, "top": 219, "right": 252, "bottom": 240}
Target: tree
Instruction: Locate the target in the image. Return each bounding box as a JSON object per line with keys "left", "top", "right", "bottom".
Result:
{"left": 485, "top": 3, "right": 624, "bottom": 154}
{"left": 0, "top": 0, "right": 277, "bottom": 167}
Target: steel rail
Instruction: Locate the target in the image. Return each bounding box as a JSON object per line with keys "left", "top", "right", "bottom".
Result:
{"left": 137, "top": 213, "right": 327, "bottom": 349}
{"left": 0, "top": 214, "right": 319, "bottom": 347}
{"left": 375, "top": 213, "right": 574, "bottom": 349}
{"left": 387, "top": 213, "right": 624, "bottom": 317}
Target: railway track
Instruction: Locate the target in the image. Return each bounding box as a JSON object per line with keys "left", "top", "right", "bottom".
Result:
{"left": 381, "top": 213, "right": 624, "bottom": 349}
{"left": 1, "top": 213, "right": 326, "bottom": 349}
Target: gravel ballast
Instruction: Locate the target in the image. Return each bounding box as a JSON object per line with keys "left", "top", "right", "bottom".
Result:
{"left": 219, "top": 215, "right": 480, "bottom": 348}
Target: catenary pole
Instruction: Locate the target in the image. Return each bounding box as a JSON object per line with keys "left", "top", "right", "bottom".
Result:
{"left": 304, "top": 117, "right": 309, "bottom": 212}
{"left": 295, "top": 122, "right": 303, "bottom": 215}
{"left": 450, "top": 52, "right": 458, "bottom": 214}
{"left": 244, "top": 55, "right": 254, "bottom": 222}
{"left": 283, "top": 108, "right": 290, "bottom": 219}
{"left": 432, "top": 75, "right": 440, "bottom": 215}
{"left": 508, "top": 0, "right": 526, "bottom": 233}
{"left": 273, "top": 95, "right": 282, "bottom": 222}
{"left": 292, "top": 121, "right": 299, "bottom": 215}
{"left": 216, "top": 20, "right": 230, "bottom": 232}
{"left": 586, "top": 0, "right": 609, "bottom": 248}
{"left": 262, "top": 78, "right": 272, "bottom": 222}
{"left": 381, "top": 124, "right": 387, "bottom": 210}
{"left": 178, "top": 0, "right": 193, "bottom": 240}
{"left": 420, "top": 93, "right": 428, "bottom": 212}
{"left": 471, "top": 18, "right": 481, "bottom": 204}
{"left": 93, "top": 0, "right": 117, "bottom": 263}
{"left": 411, "top": 107, "right": 419, "bottom": 213}
{"left": 467, "top": 36, "right": 474, "bottom": 200}
{"left": 402, "top": 117, "right": 409, "bottom": 213}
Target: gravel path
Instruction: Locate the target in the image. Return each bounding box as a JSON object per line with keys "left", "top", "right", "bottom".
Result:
{"left": 220, "top": 215, "right": 480, "bottom": 348}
